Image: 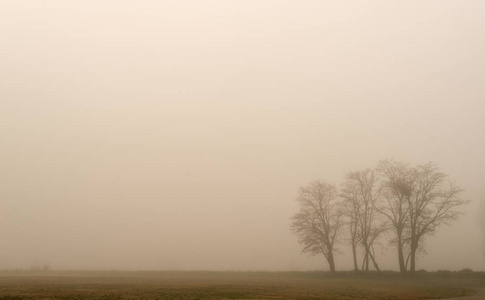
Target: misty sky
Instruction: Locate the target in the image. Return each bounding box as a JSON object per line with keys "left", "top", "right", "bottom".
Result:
{"left": 1, "top": 1, "right": 485, "bottom": 271}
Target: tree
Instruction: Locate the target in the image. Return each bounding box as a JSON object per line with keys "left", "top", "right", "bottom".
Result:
{"left": 291, "top": 181, "right": 344, "bottom": 273}
{"left": 341, "top": 188, "right": 361, "bottom": 272}
{"left": 340, "top": 169, "right": 386, "bottom": 272}
{"left": 378, "top": 159, "right": 468, "bottom": 274}
{"left": 376, "top": 159, "right": 413, "bottom": 273}
{"left": 407, "top": 162, "right": 466, "bottom": 273}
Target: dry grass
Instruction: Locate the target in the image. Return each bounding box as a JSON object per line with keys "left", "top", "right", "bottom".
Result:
{"left": 0, "top": 270, "right": 481, "bottom": 300}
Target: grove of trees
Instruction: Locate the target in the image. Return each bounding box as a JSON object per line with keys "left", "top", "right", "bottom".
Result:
{"left": 291, "top": 159, "right": 468, "bottom": 274}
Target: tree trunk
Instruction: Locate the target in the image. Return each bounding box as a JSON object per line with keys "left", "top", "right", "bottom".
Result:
{"left": 361, "top": 251, "right": 369, "bottom": 272}
{"left": 362, "top": 242, "right": 371, "bottom": 272}
{"left": 396, "top": 230, "right": 406, "bottom": 273}
{"left": 409, "top": 238, "right": 417, "bottom": 274}
{"left": 368, "top": 249, "right": 381, "bottom": 272}
{"left": 410, "top": 250, "right": 416, "bottom": 273}
{"left": 397, "top": 242, "right": 406, "bottom": 273}
{"left": 351, "top": 243, "right": 359, "bottom": 272}
{"left": 327, "top": 251, "right": 336, "bottom": 273}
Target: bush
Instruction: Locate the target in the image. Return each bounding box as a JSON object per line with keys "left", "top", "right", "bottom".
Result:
{"left": 30, "top": 263, "right": 50, "bottom": 272}
{"left": 459, "top": 268, "right": 473, "bottom": 273}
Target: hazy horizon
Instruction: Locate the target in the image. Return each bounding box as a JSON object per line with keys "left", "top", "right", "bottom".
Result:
{"left": 1, "top": 1, "right": 484, "bottom": 272}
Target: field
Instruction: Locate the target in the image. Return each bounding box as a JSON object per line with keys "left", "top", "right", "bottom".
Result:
{"left": 0, "top": 270, "right": 483, "bottom": 300}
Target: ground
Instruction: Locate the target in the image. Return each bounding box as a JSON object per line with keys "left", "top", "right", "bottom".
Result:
{"left": 0, "top": 270, "right": 483, "bottom": 300}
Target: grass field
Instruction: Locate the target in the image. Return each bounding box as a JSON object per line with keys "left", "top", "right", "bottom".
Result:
{"left": 0, "top": 270, "right": 483, "bottom": 300}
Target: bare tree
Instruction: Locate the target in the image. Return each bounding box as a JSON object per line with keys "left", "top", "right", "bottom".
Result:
{"left": 340, "top": 169, "right": 386, "bottom": 272}
{"left": 291, "top": 181, "right": 344, "bottom": 273}
{"left": 407, "top": 162, "right": 467, "bottom": 273}
{"left": 378, "top": 160, "right": 468, "bottom": 274}
{"left": 377, "top": 159, "right": 413, "bottom": 274}
{"left": 341, "top": 192, "right": 361, "bottom": 272}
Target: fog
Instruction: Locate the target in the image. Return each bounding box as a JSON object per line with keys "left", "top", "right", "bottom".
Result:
{"left": 1, "top": 1, "right": 484, "bottom": 271}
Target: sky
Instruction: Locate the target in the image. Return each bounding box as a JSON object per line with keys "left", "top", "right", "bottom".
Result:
{"left": 1, "top": 1, "right": 485, "bottom": 271}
